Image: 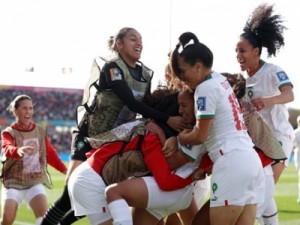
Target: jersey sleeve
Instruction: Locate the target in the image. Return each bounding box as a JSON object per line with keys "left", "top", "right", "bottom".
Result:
{"left": 273, "top": 65, "right": 293, "bottom": 90}
{"left": 46, "top": 137, "right": 67, "bottom": 174}
{"left": 101, "top": 62, "right": 126, "bottom": 88}
{"left": 141, "top": 133, "right": 192, "bottom": 191}
{"left": 1, "top": 131, "right": 20, "bottom": 158}
{"left": 100, "top": 63, "right": 169, "bottom": 123}
{"left": 194, "top": 80, "right": 219, "bottom": 120}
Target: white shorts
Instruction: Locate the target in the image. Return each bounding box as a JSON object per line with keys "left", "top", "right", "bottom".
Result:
{"left": 193, "top": 176, "right": 210, "bottom": 209}
{"left": 142, "top": 176, "right": 194, "bottom": 220}
{"left": 68, "top": 161, "right": 111, "bottom": 225}
{"left": 277, "top": 137, "right": 294, "bottom": 167}
{"left": 1, "top": 183, "right": 46, "bottom": 207}
{"left": 256, "top": 165, "right": 275, "bottom": 217}
{"left": 210, "top": 149, "right": 265, "bottom": 207}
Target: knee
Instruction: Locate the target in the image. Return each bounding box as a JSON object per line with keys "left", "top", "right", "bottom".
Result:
{"left": 30, "top": 195, "right": 48, "bottom": 217}
{"left": 105, "top": 184, "right": 120, "bottom": 202}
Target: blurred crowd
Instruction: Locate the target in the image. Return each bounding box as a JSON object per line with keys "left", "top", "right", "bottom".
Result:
{"left": 0, "top": 86, "right": 83, "bottom": 153}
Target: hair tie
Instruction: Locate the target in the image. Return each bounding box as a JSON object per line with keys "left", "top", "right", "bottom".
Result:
{"left": 178, "top": 39, "right": 195, "bottom": 54}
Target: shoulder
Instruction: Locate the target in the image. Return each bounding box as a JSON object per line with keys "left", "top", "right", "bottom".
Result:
{"left": 264, "top": 62, "right": 291, "bottom": 84}
{"left": 101, "top": 61, "right": 124, "bottom": 82}
{"left": 262, "top": 62, "right": 285, "bottom": 76}
{"left": 198, "top": 72, "right": 224, "bottom": 90}
{"left": 139, "top": 61, "right": 153, "bottom": 75}
{"left": 103, "top": 61, "right": 120, "bottom": 71}
{"left": 2, "top": 126, "right": 14, "bottom": 136}
{"left": 35, "top": 124, "right": 46, "bottom": 133}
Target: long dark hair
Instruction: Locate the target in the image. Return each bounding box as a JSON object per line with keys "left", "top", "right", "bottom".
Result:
{"left": 171, "top": 32, "right": 213, "bottom": 80}
{"left": 143, "top": 87, "right": 179, "bottom": 116}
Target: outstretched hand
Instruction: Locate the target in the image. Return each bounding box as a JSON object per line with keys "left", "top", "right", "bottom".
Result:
{"left": 17, "top": 146, "right": 35, "bottom": 157}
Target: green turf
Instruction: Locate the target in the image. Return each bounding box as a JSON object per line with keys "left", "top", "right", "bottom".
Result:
{"left": 10, "top": 164, "right": 300, "bottom": 224}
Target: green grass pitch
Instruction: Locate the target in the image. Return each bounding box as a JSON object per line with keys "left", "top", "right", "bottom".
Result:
{"left": 9, "top": 163, "right": 300, "bottom": 224}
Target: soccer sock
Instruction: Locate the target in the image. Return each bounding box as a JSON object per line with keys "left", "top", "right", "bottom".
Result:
{"left": 41, "top": 185, "right": 72, "bottom": 225}
{"left": 261, "top": 197, "right": 279, "bottom": 225}
{"left": 60, "top": 210, "right": 85, "bottom": 225}
{"left": 108, "top": 199, "right": 132, "bottom": 225}
{"left": 36, "top": 217, "right": 43, "bottom": 225}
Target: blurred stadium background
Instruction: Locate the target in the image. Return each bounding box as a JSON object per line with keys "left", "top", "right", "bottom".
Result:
{"left": 0, "top": 85, "right": 83, "bottom": 161}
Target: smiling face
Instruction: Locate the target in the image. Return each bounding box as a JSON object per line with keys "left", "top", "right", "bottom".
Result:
{"left": 13, "top": 99, "right": 33, "bottom": 127}
{"left": 177, "top": 57, "right": 201, "bottom": 89}
{"left": 117, "top": 29, "right": 142, "bottom": 67}
{"left": 178, "top": 90, "right": 195, "bottom": 126}
{"left": 236, "top": 37, "right": 260, "bottom": 73}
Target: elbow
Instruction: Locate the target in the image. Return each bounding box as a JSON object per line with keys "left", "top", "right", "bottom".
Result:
{"left": 127, "top": 101, "right": 140, "bottom": 112}
{"left": 195, "top": 136, "right": 206, "bottom": 145}
{"left": 197, "top": 138, "right": 206, "bottom": 145}
{"left": 281, "top": 87, "right": 294, "bottom": 103}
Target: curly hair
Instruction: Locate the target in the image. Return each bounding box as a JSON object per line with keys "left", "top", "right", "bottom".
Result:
{"left": 241, "top": 3, "right": 286, "bottom": 57}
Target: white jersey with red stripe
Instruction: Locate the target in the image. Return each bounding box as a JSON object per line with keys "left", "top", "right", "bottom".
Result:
{"left": 194, "top": 72, "right": 254, "bottom": 162}
{"left": 243, "top": 62, "right": 294, "bottom": 141}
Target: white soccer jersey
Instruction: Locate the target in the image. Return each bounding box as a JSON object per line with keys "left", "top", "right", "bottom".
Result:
{"left": 194, "top": 72, "right": 253, "bottom": 162}
{"left": 174, "top": 139, "right": 206, "bottom": 178}
{"left": 243, "top": 62, "right": 294, "bottom": 140}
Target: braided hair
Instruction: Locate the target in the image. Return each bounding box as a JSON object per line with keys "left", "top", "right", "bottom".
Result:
{"left": 241, "top": 3, "right": 286, "bottom": 57}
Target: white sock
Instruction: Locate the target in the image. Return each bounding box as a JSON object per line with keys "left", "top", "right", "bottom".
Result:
{"left": 36, "top": 217, "right": 43, "bottom": 225}
{"left": 261, "top": 198, "right": 279, "bottom": 225}
{"left": 108, "top": 199, "right": 132, "bottom": 225}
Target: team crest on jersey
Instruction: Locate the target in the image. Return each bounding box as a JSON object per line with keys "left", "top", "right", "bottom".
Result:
{"left": 109, "top": 68, "right": 122, "bottom": 81}
{"left": 276, "top": 71, "right": 289, "bottom": 82}
{"left": 197, "top": 97, "right": 206, "bottom": 111}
